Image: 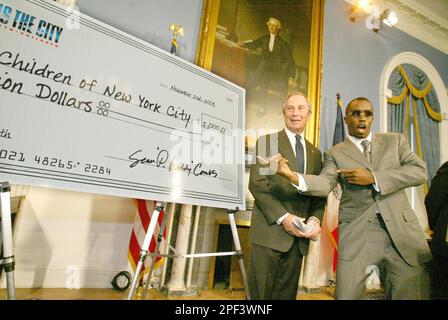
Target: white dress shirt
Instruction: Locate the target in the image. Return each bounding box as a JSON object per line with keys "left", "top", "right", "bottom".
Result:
{"left": 284, "top": 127, "right": 307, "bottom": 171}
{"left": 276, "top": 128, "right": 307, "bottom": 224}
{"left": 347, "top": 132, "right": 372, "bottom": 158}
{"left": 268, "top": 33, "right": 275, "bottom": 52}
{"left": 296, "top": 132, "right": 379, "bottom": 191}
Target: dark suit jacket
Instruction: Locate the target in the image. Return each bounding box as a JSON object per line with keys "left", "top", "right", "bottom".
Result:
{"left": 303, "top": 133, "right": 432, "bottom": 266}
{"left": 425, "top": 161, "right": 448, "bottom": 258}
{"left": 248, "top": 129, "right": 325, "bottom": 255}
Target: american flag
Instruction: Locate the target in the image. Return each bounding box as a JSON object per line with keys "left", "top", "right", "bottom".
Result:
{"left": 324, "top": 93, "right": 345, "bottom": 273}
{"left": 128, "top": 199, "right": 166, "bottom": 279}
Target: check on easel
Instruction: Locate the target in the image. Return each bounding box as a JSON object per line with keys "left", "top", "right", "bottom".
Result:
{"left": 0, "top": 0, "right": 245, "bottom": 210}
{"left": 0, "top": 0, "right": 247, "bottom": 300}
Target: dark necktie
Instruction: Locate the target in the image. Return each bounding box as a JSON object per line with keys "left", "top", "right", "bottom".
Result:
{"left": 295, "top": 135, "right": 304, "bottom": 173}
{"left": 361, "top": 139, "right": 371, "bottom": 162}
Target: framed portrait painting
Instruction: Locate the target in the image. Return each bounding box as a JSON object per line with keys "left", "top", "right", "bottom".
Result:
{"left": 196, "top": 0, "right": 324, "bottom": 149}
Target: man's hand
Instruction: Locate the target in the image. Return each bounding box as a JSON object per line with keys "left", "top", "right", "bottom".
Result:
{"left": 276, "top": 155, "right": 293, "bottom": 180}
{"left": 282, "top": 214, "right": 307, "bottom": 238}
{"left": 305, "top": 219, "right": 321, "bottom": 241}
{"left": 338, "top": 168, "right": 375, "bottom": 186}
{"left": 269, "top": 154, "right": 298, "bottom": 183}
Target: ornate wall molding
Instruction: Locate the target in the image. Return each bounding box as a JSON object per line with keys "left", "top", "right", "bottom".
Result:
{"left": 379, "top": 51, "right": 448, "bottom": 161}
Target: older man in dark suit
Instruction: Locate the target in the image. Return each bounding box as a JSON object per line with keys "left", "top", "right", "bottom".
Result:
{"left": 247, "top": 92, "right": 325, "bottom": 300}
{"left": 273, "top": 97, "right": 431, "bottom": 299}
{"left": 425, "top": 161, "right": 448, "bottom": 299}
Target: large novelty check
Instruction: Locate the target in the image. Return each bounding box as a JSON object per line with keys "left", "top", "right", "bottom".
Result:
{"left": 0, "top": 0, "right": 245, "bottom": 210}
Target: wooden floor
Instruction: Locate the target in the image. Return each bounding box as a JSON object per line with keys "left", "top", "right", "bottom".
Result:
{"left": 0, "top": 287, "right": 334, "bottom": 300}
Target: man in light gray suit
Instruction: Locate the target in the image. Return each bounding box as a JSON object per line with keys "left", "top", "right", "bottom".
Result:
{"left": 272, "top": 97, "right": 432, "bottom": 299}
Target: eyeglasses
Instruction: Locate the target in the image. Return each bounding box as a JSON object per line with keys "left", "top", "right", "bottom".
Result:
{"left": 349, "top": 110, "right": 374, "bottom": 118}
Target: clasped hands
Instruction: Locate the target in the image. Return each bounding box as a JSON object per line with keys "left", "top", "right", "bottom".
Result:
{"left": 282, "top": 214, "right": 321, "bottom": 241}
{"left": 265, "top": 154, "right": 375, "bottom": 186}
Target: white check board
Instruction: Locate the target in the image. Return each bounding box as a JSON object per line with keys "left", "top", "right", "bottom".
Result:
{"left": 0, "top": 0, "right": 246, "bottom": 210}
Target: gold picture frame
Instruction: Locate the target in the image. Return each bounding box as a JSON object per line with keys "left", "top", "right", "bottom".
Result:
{"left": 196, "top": 0, "right": 324, "bottom": 147}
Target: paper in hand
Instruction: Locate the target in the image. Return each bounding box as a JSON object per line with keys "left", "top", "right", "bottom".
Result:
{"left": 292, "top": 216, "right": 314, "bottom": 234}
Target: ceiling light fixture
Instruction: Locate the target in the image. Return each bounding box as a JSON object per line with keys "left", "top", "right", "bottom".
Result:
{"left": 349, "top": 1, "right": 398, "bottom": 33}
{"left": 381, "top": 9, "right": 398, "bottom": 27}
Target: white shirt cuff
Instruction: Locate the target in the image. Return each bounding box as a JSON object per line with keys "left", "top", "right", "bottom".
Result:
{"left": 276, "top": 212, "right": 289, "bottom": 225}
{"left": 290, "top": 173, "right": 308, "bottom": 192}
{"left": 372, "top": 172, "right": 380, "bottom": 192}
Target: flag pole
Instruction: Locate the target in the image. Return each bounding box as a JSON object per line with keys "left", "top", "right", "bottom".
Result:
{"left": 169, "top": 23, "right": 184, "bottom": 56}
{"left": 325, "top": 93, "right": 345, "bottom": 292}
{"left": 130, "top": 26, "right": 183, "bottom": 298}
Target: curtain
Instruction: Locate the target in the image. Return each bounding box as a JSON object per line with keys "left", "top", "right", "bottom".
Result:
{"left": 387, "top": 64, "right": 442, "bottom": 189}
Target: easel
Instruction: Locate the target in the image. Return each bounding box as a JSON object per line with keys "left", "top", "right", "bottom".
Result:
{"left": 127, "top": 202, "right": 251, "bottom": 300}
{"left": 0, "top": 182, "right": 16, "bottom": 300}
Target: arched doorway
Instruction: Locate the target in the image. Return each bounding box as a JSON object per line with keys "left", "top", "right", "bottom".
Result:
{"left": 379, "top": 52, "right": 447, "bottom": 235}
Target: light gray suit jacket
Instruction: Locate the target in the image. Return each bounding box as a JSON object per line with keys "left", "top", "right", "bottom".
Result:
{"left": 303, "top": 132, "right": 432, "bottom": 266}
